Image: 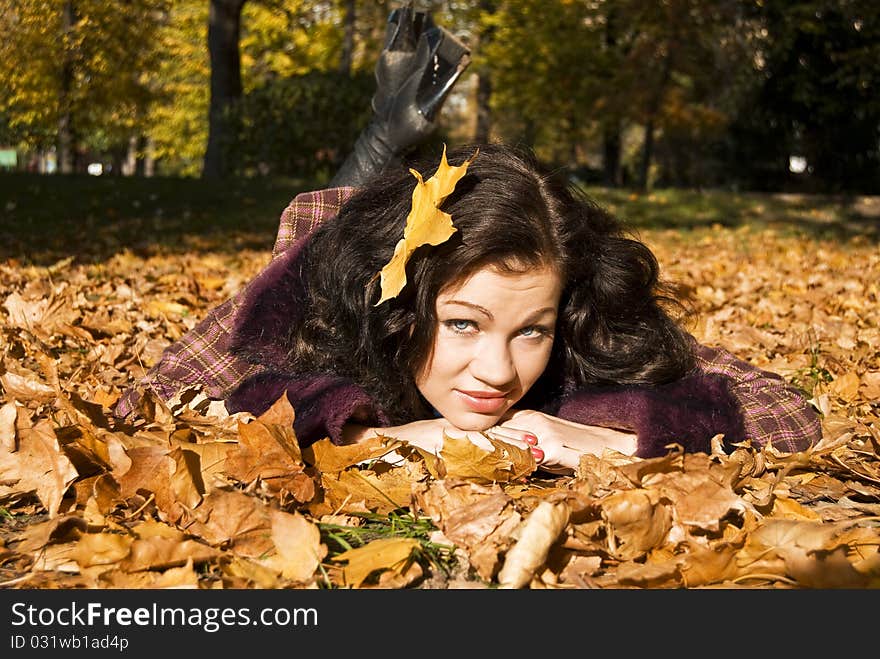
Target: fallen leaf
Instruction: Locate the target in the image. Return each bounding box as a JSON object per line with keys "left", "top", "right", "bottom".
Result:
{"left": 332, "top": 537, "right": 421, "bottom": 588}
{"left": 375, "top": 145, "right": 478, "bottom": 304}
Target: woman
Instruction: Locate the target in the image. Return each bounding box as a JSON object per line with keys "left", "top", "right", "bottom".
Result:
{"left": 123, "top": 142, "right": 818, "bottom": 474}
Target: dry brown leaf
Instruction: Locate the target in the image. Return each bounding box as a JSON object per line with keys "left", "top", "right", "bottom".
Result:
{"left": 225, "top": 395, "right": 309, "bottom": 496}
{"left": 439, "top": 433, "right": 535, "bottom": 483}
{"left": 414, "top": 478, "right": 521, "bottom": 581}
{"left": 498, "top": 501, "right": 570, "bottom": 589}
{"left": 0, "top": 401, "right": 17, "bottom": 452}
{"left": 0, "top": 367, "right": 56, "bottom": 403}
{"left": 0, "top": 419, "right": 79, "bottom": 517}
{"left": 121, "top": 535, "right": 218, "bottom": 573}
{"left": 182, "top": 489, "right": 273, "bottom": 559}
{"left": 263, "top": 509, "right": 326, "bottom": 583}
{"left": 71, "top": 532, "right": 133, "bottom": 568}
{"left": 321, "top": 467, "right": 414, "bottom": 514}
{"left": 101, "top": 559, "right": 200, "bottom": 589}
{"left": 601, "top": 489, "right": 673, "bottom": 561}
{"left": 303, "top": 434, "right": 402, "bottom": 472}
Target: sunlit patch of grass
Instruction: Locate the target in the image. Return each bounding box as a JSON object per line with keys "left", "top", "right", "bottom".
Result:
{"left": 583, "top": 185, "right": 880, "bottom": 243}
{"left": 790, "top": 341, "right": 834, "bottom": 398}
{"left": 318, "top": 510, "right": 461, "bottom": 587}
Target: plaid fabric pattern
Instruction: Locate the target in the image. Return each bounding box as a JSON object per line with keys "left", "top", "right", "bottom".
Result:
{"left": 116, "top": 185, "right": 822, "bottom": 453}
{"left": 694, "top": 343, "right": 821, "bottom": 452}
{"left": 115, "top": 187, "right": 356, "bottom": 418}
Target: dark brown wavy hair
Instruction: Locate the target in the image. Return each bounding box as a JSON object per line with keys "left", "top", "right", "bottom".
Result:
{"left": 287, "top": 142, "right": 695, "bottom": 423}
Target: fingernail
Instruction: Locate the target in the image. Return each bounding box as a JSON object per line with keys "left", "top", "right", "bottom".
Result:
{"left": 530, "top": 447, "right": 544, "bottom": 460}
{"left": 524, "top": 433, "right": 538, "bottom": 445}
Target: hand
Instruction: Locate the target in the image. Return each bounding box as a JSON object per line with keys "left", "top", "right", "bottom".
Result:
{"left": 343, "top": 418, "right": 487, "bottom": 455}
{"left": 488, "top": 409, "right": 639, "bottom": 474}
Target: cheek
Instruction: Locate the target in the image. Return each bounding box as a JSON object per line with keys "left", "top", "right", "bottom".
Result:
{"left": 415, "top": 335, "right": 471, "bottom": 394}
{"left": 516, "top": 344, "right": 554, "bottom": 387}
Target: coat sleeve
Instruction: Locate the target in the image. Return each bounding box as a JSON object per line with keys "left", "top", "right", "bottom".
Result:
{"left": 691, "top": 343, "right": 822, "bottom": 453}
{"left": 555, "top": 373, "right": 748, "bottom": 458}
{"left": 114, "top": 187, "right": 356, "bottom": 419}
{"left": 225, "top": 371, "right": 389, "bottom": 448}
{"left": 554, "top": 341, "right": 823, "bottom": 458}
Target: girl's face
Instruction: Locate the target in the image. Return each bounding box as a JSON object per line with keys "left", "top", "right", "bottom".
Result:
{"left": 414, "top": 263, "right": 563, "bottom": 431}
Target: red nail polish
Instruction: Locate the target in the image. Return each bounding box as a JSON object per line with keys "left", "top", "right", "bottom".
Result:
{"left": 531, "top": 447, "right": 544, "bottom": 460}
{"left": 524, "top": 433, "right": 538, "bottom": 445}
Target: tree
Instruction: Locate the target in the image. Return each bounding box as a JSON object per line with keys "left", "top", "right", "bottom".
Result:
{"left": 202, "top": 0, "right": 247, "bottom": 179}
{"left": 0, "top": 0, "right": 169, "bottom": 173}
{"left": 728, "top": 0, "right": 880, "bottom": 192}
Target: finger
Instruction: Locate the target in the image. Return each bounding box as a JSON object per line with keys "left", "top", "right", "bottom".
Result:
{"left": 537, "top": 446, "right": 580, "bottom": 475}
{"left": 416, "top": 29, "right": 471, "bottom": 121}
{"left": 385, "top": 6, "right": 418, "bottom": 53}
{"left": 492, "top": 423, "right": 538, "bottom": 443}
{"left": 484, "top": 430, "right": 525, "bottom": 447}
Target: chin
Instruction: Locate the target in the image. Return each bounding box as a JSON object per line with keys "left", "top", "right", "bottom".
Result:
{"left": 444, "top": 412, "right": 501, "bottom": 432}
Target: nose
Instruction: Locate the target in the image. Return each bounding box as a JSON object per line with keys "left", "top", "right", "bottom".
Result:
{"left": 468, "top": 337, "right": 516, "bottom": 388}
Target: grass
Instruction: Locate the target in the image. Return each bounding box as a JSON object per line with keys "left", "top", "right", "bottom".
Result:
{"left": 584, "top": 185, "right": 880, "bottom": 241}
{"left": 2, "top": 172, "right": 877, "bottom": 267}
{"left": 0, "top": 171, "right": 319, "bottom": 265}
{"left": 318, "top": 510, "right": 462, "bottom": 588}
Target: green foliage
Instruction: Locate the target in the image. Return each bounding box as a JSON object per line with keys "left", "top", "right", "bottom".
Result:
{"left": 318, "top": 510, "right": 460, "bottom": 588}
{"left": 479, "top": 0, "right": 607, "bottom": 162}
{"left": 2, "top": 0, "right": 879, "bottom": 191}
{"left": 229, "top": 70, "right": 374, "bottom": 179}
{"left": 0, "top": 0, "right": 170, "bottom": 157}
{"left": 717, "top": 0, "right": 880, "bottom": 193}
{"left": 146, "top": 0, "right": 210, "bottom": 177}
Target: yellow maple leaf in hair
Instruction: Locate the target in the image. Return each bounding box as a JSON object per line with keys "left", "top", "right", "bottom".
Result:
{"left": 374, "top": 145, "right": 479, "bottom": 305}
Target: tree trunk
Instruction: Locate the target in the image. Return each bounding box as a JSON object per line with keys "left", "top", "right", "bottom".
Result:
{"left": 57, "top": 0, "right": 77, "bottom": 174}
{"left": 638, "top": 118, "right": 655, "bottom": 191}
{"left": 473, "top": 73, "right": 492, "bottom": 143}
{"left": 144, "top": 137, "right": 156, "bottom": 177}
{"left": 203, "top": 0, "right": 246, "bottom": 180}
{"left": 602, "top": 123, "right": 622, "bottom": 187}
{"left": 637, "top": 51, "right": 672, "bottom": 191}
{"left": 601, "top": 10, "right": 622, "bottom": 187}
{"left": 338, "top": 0, "right": 355, "bottom": 75}
{"left": 472, "top": 0, "right": 496, "bottom": 143}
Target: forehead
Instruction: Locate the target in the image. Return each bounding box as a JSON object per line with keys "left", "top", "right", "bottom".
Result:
{"left": 437, "top": 263, "right": 563, "bottom": 307}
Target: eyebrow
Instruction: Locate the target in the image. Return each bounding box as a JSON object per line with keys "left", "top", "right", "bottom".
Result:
{"left": 440, "top": 300, "right": 557, "bottom": 323}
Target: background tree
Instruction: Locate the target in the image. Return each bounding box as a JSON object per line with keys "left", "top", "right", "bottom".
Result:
{"left": 718, "top": 0, "right": 880, "bottom": 192}
{"left": 202, "top": 0, "right": 247, "bottom": 180}
{"left": 0, "top": 0, "right": 169, "bottom": 173}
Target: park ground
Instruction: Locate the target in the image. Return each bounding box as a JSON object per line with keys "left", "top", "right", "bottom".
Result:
{"left": 0, "top": 174, "right": 878, "bottom": 589}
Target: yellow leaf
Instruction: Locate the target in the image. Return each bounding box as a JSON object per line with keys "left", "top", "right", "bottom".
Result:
{"left": 374, "top": 145, "right": 478, "bottom": 305}
{"left": 267, "top": 509, "right": 326, "bottom": 583}
{"left": 332, "top": 537, "right": 421, "bottom": 588}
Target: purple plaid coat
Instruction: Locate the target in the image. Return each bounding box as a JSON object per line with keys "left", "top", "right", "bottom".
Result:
{"left": 116, "top": 187, "right": 822, "bottom": 457}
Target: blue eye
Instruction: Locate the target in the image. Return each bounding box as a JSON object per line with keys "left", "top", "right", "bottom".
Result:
{"left": 519, "top": 325, "right": 551, "bottom": 338}
{"left": 445, "top": 319, "right": 475, "bottom": 333}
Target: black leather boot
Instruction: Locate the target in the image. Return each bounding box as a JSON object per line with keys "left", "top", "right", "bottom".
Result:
{"left": 330, "top": 4, "right": 470, "bottom": 188}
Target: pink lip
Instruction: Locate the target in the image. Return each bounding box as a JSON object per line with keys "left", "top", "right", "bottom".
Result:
{"left": 455, "top": 390, "right": 509, "bottom": 414}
